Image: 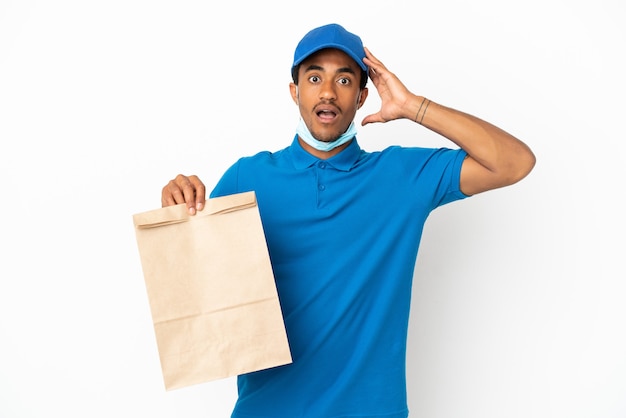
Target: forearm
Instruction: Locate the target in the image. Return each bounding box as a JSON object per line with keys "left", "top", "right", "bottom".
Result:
{"left": 410, "top": 96, "right": 536, "bottom": 192}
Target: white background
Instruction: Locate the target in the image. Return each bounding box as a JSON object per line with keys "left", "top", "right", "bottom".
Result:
{"left": 1, "top": 1, "right": 624, "bottom": 417}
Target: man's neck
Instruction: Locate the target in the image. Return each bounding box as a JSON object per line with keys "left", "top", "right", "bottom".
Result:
{"left": 297, "top": 136, "right": 352, "bottom": 160}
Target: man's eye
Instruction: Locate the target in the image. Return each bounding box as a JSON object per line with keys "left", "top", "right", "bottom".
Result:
{"left": 309, "top": 76, "right": 320, "bottom": 83}
{"left": 338, "top": 78, "right": 350, "bottom": 85}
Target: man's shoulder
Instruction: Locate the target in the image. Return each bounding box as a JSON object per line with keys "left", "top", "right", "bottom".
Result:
{"left": 239, "top": 144, "right": 290, "bottom": 162}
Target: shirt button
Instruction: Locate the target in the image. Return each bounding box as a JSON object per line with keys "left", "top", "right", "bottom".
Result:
{"left": 318, "top": 184, "right": 326, "bottom": 191}
{"left": 318, "top": 162, "right": 327, "bottom": 169}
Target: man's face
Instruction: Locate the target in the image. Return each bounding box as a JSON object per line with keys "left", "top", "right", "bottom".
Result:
{"left": 290, "top": 48, "right": 367, "bottom": 143}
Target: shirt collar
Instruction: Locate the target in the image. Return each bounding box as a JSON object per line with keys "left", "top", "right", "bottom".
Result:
{"left": 289, "top": 134, "right": 362, "bottom": 172}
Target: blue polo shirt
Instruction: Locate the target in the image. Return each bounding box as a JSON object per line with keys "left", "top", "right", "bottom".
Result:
{"left": 210, "top": 136, "right": 468, "bottom": 418}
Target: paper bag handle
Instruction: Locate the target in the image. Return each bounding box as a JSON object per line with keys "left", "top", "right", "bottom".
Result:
{"left": 133, "top": 191, "right": 257, "bottom": 229}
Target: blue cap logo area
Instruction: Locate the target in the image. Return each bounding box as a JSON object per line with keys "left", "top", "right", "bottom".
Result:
{"left": 292, "top": 23, "right": 367, "bottom": 73}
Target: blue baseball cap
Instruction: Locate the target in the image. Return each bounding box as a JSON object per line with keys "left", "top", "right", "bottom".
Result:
{"left": 292, "top": 23, "right": 367, "bottom": 74}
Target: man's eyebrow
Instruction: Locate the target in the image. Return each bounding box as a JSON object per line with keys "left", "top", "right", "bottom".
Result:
{"left": 336, "top": 66, "right": 356, "bottom": 75}
{"left": 304, "top": 64, "right": 323, "bottom": 72}
{"left": 303, "top": 64, "right": 357, "bottom": 76}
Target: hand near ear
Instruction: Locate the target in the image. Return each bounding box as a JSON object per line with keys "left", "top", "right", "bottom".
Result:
{"left": 361, "top": 47, "right": 415, "bottom": 125}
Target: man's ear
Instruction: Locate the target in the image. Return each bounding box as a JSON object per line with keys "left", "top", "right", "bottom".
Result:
{"left": 357, "top": 87, "right": 368, "bottom": 109}
{"left": 289, "top": 83, "right": 298, "bottom": 105}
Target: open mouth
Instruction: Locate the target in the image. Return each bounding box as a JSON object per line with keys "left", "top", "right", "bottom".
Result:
{"left": 316, "top": 109, "right": 338, "bottom": 121}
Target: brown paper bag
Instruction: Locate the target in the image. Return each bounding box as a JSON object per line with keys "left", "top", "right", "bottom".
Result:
{"left": 132, "top": 191, "right": 292, "bottom": 390}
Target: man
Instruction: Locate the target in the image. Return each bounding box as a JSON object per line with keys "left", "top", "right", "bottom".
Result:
{"left": 161, "top": 23, "right": 535, "bottom": 418}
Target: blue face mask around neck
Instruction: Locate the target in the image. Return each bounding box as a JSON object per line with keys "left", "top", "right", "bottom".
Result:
{"left": 296, "top": 118, "right": 357, "bottom": 152}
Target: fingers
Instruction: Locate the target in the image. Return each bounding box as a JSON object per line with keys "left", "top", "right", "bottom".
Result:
{"left": 363, "top": 47, "right": 385, "bottom": 76}
{"left": 361, "top": 112, "right": 384, "bottom": 126}
{"left": 184, "top": 175, "right": 206, "bottom": 214}
{"left": 161, "top": 174, "right": 206, "bottom": 215}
